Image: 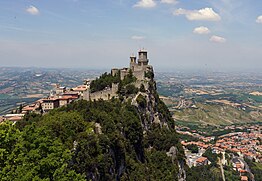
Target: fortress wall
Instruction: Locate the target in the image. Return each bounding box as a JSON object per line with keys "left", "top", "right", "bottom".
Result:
{"left": 90, "top": 90, "right": 112, "bottom": 101}
{"left": 83, "top": 83, "right": 119, "bottom": 101}
{"left": 133, "top": 64, "right": 143, "bottom": 71}
{"left": 120, "top": 69, "right": 129, "bottom": 80}
{"left": 111, "top": 69, "right": 119, "bottom": 76}
{"left": 133, "top": 70, "right": 145, "bottom": 80}
{"left": 83, "top": 90, "right": 90, "bottom": 101}
{"left": 89, "top": 87, "right": 118, "bottom": 101}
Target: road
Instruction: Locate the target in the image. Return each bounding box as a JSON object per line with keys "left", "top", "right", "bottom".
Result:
{"left": 232, "top": 156, "right": 255, "bottom": 181}
{"left": 238, "top": 157, "right": 255, "bottom": 181}
{"left": 218, "top": 157, "right": 226, "bottom": 181}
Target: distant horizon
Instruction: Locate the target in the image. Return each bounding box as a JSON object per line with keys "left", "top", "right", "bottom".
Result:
{"left": 1, "top": 1, "right": 262, "bottom": 71}
{"left": 1, "top": 65, "right": 262, "bottom": 74}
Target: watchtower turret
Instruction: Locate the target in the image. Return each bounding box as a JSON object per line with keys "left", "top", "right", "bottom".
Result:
{"left": 130, "top": 55, "right": 137, "bottom": 71}
{"left": 138, "top": 49, "right": 149, "bottom": 66}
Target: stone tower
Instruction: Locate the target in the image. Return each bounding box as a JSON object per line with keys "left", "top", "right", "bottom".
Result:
{"left": 130, "top": 55, "right": 136, "bottom": 71}
{"left": 137, "top": 50, "right": 149, "bottom": 66}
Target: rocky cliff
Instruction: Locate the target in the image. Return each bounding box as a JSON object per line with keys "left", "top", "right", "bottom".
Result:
{"left": 0, "top": 69, "right": 186, "bottom": 181}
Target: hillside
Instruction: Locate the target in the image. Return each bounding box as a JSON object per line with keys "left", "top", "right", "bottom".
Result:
{"left": 0, "top": 66, "right": 186, "bottom": 180}
{"left": 173, "top": 102, "right": 262, "bottom": 125}
{"left": 157, "top": 71, "right": 262, "bottom": 126}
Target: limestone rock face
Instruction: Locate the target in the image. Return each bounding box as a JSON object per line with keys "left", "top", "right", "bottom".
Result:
{"left": 94, "top": 123, "right": 102, "bottom": 134}
{"left": 167, "top": 146, "right": 178, "bottom": 160}
{"left": 132, "top": 79, "right": 173, "bottom": 131}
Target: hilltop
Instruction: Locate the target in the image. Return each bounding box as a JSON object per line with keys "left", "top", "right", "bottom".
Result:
{"left": 0, "top": 50, "right": 186, "bottom": 181}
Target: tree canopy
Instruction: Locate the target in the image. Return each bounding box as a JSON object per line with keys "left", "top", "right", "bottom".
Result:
{"left": 0, "top": 98, "right": 184, "bottom": 181}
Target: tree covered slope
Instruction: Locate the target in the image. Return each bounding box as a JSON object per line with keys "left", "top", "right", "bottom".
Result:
{"left": 0, "top": 92, "right": 185, "bottom": 180}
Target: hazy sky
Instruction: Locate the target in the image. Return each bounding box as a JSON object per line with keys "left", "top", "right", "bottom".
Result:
{"left": 1, "top": 0, "right": 262, "bottom": 71}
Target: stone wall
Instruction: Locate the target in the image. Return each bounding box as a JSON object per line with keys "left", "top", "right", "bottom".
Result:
{"left": 111, "top": 68, "right": 119, "bottom": 76}
{"left": 133, "top": 70, "right": 145, "bottom": 80}
{"left": 120, "top": 68, "right": 129, "bottom": 80}
{"left": 90, "top": 89, "right": 113, "bottom": 101}
{"left": 83, "top": 83, "right": 119, "bottom": 101}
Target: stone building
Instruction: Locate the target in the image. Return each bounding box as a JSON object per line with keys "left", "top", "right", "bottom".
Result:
{"left": 83, "top": 49, "right": 153, "bottom": 101}
{"left": 55, "top": 86, "right": 66, "bottom": 95}
{"left": 42, "top": 98, "right": 59, "bottom": 112}
{"left": 112, "top": 49, "right": 153, "bottom": 81}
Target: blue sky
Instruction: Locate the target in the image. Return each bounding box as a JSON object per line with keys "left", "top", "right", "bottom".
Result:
{"left": 0, "top": 0, "right": 262, "bottom": 71}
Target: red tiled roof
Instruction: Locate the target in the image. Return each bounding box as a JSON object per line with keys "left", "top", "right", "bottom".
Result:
{"left": 196, "top": 157, "right": 208, "bottom": 163}
{"left": 59, "top": 95, "right": 78, "bottom": 100}
{"left": 241, "top": 176, "right": 248, "bottom": 181}
{"left": 8, "top": 116, "right": 23, "bottom": 121}
{"left": 240, "top": 169, "right": 247, "bottom": 173}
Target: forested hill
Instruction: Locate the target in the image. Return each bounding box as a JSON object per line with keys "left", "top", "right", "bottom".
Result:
{"left": 0, "top": 72, "right": 186, "bottom": 181}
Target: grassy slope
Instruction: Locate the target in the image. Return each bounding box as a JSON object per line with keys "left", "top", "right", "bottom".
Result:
{"left": 173, "top": 103, "right": 262, "bottom": 125}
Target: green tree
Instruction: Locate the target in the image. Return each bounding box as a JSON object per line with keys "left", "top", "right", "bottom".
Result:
{"left": 202, "top": 148, "right": 219, "bottom": 166}
{"left": 186, "top": 144, "right": 199, "bottom": 153}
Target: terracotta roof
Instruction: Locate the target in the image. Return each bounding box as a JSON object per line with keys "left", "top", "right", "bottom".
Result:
{"left": 231, "top": 148, "right": 239, "bottom": 152}
{"left": 8, "top": 116, "right": 23, "bottom": 121}
{"left": 241, "top": 176, "right": 248, "bottom": 181}
{"left": 59, "top": 95, "right": 78, "bottom": 100}
{"left": 239, "top": 169, "right": 247, "bottom": 173}
{"left": 202, "top": 145, "right": 209, "bottom": 149}
{"left": 72, "top": 85, "right": 88, "bottom": 91}
{"left": 196, "top": 157, "right": 208, "bottom": 163}
{"left": 22, "top": 106, "right": 35, "bottom": 111}
{"left": 244, "top": 152, "right": 253, "bottom": 156}
{"left": 42, "top": 98, "right": 58, "bottom": 101}
{"left": 217, "top": 140, "right": 224, "bottom": 143}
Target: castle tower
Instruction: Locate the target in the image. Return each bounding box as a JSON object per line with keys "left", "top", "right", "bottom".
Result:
{"left": 137, "top": 49, "right": 149, "bottom": 66}
{"left": 130, "top": 55, "right": 136, "bottom": 71}
{"left": 83, "top": 89, "right": 90, "bottom": 101}
{"left": 111, "top": 68, "right": 119, "bottom": 76}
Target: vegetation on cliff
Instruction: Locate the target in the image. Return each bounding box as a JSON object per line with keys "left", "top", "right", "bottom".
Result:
{"left": 90, "top": 72, "right": 120, "bottom": 93}
{"left": 245, "top": 158, "right": 262, "bottom": 181}
{"left": 90, "top": 70, "right": 139, "bottom": 97}
{"left": 186, "top": 164, "right": 240, "bottom": 181}
{"left": 1, "top": 96, "right": 184, "bottom": 180}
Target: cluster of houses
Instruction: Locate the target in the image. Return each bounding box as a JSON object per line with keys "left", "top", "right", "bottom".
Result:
{"left": 178, "top": 124, "right": 262, "bottom": 163}
{"left": 181, "top": 141, "right": 212, "bottom": 167}
{"left": 0, "top": 83, "right": 89, "bottom": 123}
{"left": 216, "top": 130, "right": 262, "bottom": 163}
{"left": 182, "top": 139, "right": 253, "bottom": 181}
{"left": 1, "top": 50, "right": 154, "bottom": 123}
{"left": 26, "top": 84, "right": 89, "bottom": 113}
{"left": 179, "top": 124, "right": 261, "bottom": 180}
{"left": 176, "top": 129, "right": 215, "bottom": 143}
{"left": 231, "top": 158, "right": 249, "bottom": 181}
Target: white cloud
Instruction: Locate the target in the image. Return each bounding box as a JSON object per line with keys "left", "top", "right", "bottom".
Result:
{"left": 256, "top": 15, "right": 262, "bottom": 23}
{"left": 193, "top": 26, "right": 210, "bottom": 34}
{"left": 210, "top": 35, "right": 226, "bottom": 43}
{"left": 131, "top": 35, "right": 145, "bottom": 40}
{"left": 133, "top": 0, "right": 156, "bottom": 8}
{"left": 161, "top": 0, "right": 178, "bottom": 4}
{"left": 174, "top": 7, "right": 221, "bottom": 21}
{"left": 26, "top": 5, "right": 39, "bottom": 15}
